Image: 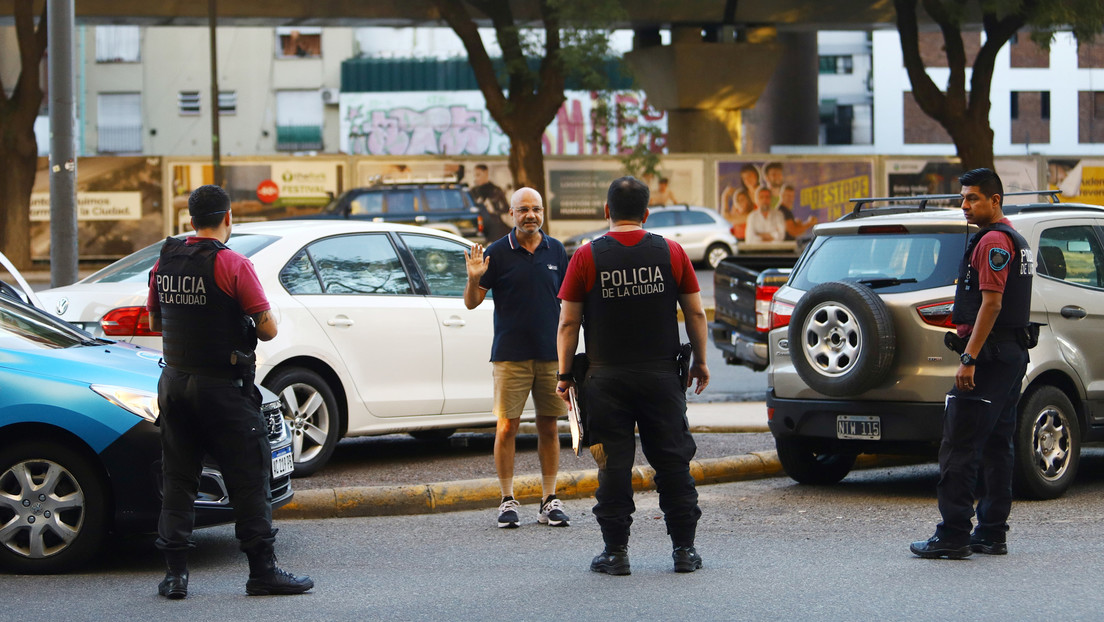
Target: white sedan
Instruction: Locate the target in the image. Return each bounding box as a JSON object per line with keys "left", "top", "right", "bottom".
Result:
{"left": 38, "top": 220, "right": 528, "bottom": 476}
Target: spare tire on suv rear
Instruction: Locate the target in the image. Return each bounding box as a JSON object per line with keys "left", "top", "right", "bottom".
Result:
{"left": 788, "top": 281, "right": 896, "bottom": 397}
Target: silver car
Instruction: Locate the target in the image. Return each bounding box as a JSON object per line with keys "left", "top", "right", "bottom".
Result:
{"left": 562, "top": 205, "right": 737, "bottom": 268}
{"left": 767, "top": 193, "right": 1104, "bottom": 499}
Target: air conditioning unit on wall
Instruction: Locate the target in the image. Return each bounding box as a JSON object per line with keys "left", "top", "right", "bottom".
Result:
{"left": 320, "top": 88, "right": 340, "bottom": 105}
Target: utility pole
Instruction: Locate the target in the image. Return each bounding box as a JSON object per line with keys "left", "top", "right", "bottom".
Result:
{"left": 48, "top": 0, "right": 78, "bottom": 287}
{"left": 208, "top": 0, "right": 223, "bottom": 187}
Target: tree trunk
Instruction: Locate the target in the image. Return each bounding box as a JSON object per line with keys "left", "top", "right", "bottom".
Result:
{"left": 0, "top": 0, "right": 48, "bottom": 271}
{"left": 0, "top": 133, "right": 38, "bottom": 270}
{"left": 507, "top": 131, "right": 548, "bottom": 199}
{"left": 947, "top": 123, "right": 996, "bottom": 171}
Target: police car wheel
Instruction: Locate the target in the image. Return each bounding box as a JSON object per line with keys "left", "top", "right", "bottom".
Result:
{"left": 263, "top": 367, "right": 341, "bottom": 478}
{"left": 775, "top": 437, "right": 856, "bottom": 485}
{"left": 1013, "top": 385, "right": 1080, "bottom": 500}
{"left": 788, "top": 281, "right": 896, "bottom": 397}
{"left": 0, "top": 441, "right": 109, "bottom": 574}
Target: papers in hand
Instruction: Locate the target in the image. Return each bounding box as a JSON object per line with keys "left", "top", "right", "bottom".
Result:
{"left": 567, "top": 386, "right": 581, "bottom": 456}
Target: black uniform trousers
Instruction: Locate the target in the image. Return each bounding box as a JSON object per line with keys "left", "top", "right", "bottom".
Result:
{"left": 583, "top": 363, "right": 702, "bottom": 548}
{"left": 935, "top": 338, "right": 1028, "bottom": 544}
{"left": 155, "top": 366, "right": 276, "bottom": 555}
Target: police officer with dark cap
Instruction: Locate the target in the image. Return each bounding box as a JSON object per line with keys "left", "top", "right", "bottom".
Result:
{"left": 911, "top": 168, "right": 1034, "bottom": 559}
{"left": 147, "top": 184, "right": 313, "bottom": 598}
{"left": 556, "top": 176, "right": 710, "bottom": 575}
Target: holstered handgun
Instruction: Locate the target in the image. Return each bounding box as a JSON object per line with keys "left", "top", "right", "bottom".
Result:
{"left": 230, "top": 349, "right": 257, "bottom": 386}
{"left": 241, "top": 315, "right": 258, "bottom": 351}
{"left": 676, "top": 343, "right": 693, "bottom": 390}
{"left": 944, "top": 332, "right": 966, "bottom": 355}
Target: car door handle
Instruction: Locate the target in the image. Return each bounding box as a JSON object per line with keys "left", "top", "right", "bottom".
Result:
{"left": 442, "top": 317, "right": 466, "bottom": 327}
{"left": 1060, "top": 305, "right": 1087, "bottom": 319}
{"left": 327, "top": 317, "right": 355, "bottom": 327}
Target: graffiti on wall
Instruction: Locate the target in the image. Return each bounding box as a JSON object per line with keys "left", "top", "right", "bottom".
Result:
{"left": 345, "top": 105, "right": 495, "bottom": 156}
{"left": 340, "top": 91, "right": 666, "bottom": 157}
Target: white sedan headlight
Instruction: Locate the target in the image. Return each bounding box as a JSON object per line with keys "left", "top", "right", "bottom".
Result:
{"left": 91, "top": 385, "right": 160, "bottom": 423}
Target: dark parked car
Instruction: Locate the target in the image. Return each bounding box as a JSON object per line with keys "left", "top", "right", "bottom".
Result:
{"left": 302, "top": 177, "right": 483, "bottom": 240}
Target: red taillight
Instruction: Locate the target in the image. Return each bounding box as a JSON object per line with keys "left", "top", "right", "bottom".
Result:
{"left": 754, "top": 284, "right": 780, "bottom": 332}
{"left": 769, "top": 299, "right": 794, "bottom": 331}
{"left": 101, "top": 306, "right": 161, "bottom": 337}
{"left": 917, "top": 300, "right": 956, "bottom": 328}
{"left": 477, "top": 215, "right": 484, "bottom": 233}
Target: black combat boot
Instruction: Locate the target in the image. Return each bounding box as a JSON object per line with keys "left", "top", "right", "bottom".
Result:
{"left": 590, "top": 544, "right": 631, "bottom": 576}
{"left": 157, "top": 550, "right": 189, "bottom": 600}
{"left": 245, "top": 548, "right": 315, "bottom": 596}
{"left": 672, "top": 546, "right": 703, "bottom": 573}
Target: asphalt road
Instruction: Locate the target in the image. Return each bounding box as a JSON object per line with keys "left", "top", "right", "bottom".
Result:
{"left": 11, "top": 451, "right": 1104, "bottom": 620}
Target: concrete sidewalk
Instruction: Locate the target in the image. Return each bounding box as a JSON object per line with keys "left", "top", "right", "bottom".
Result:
{"left": 273, "top": 402, "right": 917, "bottom": 520}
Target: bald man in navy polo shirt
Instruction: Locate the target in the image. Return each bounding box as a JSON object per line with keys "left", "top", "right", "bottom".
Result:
{"left": 465, "top": 187, "right": 571, "bottom": 528}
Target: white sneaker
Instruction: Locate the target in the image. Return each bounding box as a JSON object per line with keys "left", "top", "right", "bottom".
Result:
{"left": 538, "top": 495, "right": 570, "bottom": 527}
{"left": 497, "top": 497, "right": 520, "bottom": 528}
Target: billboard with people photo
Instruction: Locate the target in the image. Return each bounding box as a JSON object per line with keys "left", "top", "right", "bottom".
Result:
{"left": 716, "top": 159, "right": 874, "bottom": 241}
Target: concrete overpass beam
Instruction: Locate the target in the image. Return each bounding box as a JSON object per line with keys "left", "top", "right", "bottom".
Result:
{"left": 625, "top": 33, "right": 782, "bottom": 153}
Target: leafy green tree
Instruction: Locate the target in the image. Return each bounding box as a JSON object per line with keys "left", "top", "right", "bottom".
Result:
{"left": 432, "top": 0, "right": 620, "bottom": 197}
{"left": 0, "top": 0, "right": 47, "bottom": 270}
{"left": 894, "top": 0, "right": 1104, "bottom": 170}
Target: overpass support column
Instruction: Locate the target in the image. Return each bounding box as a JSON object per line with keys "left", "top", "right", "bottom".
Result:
{"left": 626, "top": 26, "right": 817, "bottom": 153}
{"left": 740, "top": 31, "right": 820, "bottom": 153}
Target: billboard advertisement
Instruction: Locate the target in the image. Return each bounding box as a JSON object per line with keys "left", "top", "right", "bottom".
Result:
{"left": 168, "top": 160, "right": 344, "bottom": 233}
{"left": 30, "top": 156, "right": 164, "bottom": 261}
{"left": 716, "top": 159, "right": 874, "bottom": 241}
{"left": 1048, "top": 159, "right": 1104, "bottom": 205}
{"left": 885, "top": 159, "right": 1039, "bottom": 198}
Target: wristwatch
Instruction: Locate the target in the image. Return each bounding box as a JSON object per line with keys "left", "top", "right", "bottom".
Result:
{"left": 960, "top": 352, "right": 976, "bottom": 366}
{"left": 557, "top": 372, "right": 575, "bottom": 382}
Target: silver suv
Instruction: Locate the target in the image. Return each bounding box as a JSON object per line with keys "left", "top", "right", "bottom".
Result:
{"left": 766, "top": 193, "right": 1104, "bottom": 499}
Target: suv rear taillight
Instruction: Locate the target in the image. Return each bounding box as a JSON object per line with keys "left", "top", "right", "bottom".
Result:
{"left": 917, "top": 300, "right": 956, "bottom": 328}
{"left": 101, "top": 306, "right": 162, "bottom": 337}
{"left": 769, "top": 299, "right": 794, "bottom": 331}
{"left": 755, "top": 285, "right": 781, "bottom": 332}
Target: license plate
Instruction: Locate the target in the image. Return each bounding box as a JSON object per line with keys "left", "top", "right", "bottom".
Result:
{"left": 271, "top": 446, "right": 294, "bottom": 478}
{"left": 836, "top": 415, "right": 881, "bottom": 440}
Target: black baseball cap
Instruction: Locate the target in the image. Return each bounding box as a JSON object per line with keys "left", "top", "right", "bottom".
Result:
{"left": 188, "top": 184, "right": 231, "bottom": 218}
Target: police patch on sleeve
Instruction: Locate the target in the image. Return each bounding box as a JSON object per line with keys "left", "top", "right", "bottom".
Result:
{"left": 988, "top": 247, "right": 1011, "bottom": 271}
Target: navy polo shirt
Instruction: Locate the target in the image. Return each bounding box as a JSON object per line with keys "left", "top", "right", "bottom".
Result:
{"left": 479, "top": 228, "right": 568, "bottom": 362}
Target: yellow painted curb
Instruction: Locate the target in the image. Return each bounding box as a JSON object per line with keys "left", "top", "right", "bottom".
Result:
{"left": 275, "top": 450, "right": 926, "bottom": 520}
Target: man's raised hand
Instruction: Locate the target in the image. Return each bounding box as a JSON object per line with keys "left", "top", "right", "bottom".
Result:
{"left": 465, "top": 244, "right": 490, "bottom": 281}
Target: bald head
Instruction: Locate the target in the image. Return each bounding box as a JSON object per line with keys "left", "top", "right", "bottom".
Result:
{"left": 509, "top": 187, "right": 545, "bottom": 236}
{"left": 511, "top": 187, "right": 542, "bottom": 209}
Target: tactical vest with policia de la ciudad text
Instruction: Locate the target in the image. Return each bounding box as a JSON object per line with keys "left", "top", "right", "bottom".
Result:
{"left": 583, "top": 232, "right": 680, "bottom": 365}
{"left": 950, "top": 221, "right": 1034, "bottom": 329}
{"left": 155, "top": 236, "right": 255, "bottom": 378}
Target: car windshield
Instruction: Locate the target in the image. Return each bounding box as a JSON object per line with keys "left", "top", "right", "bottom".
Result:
{"left": 790, "top": 231, "right": 966, "bottom": 293}
{"left": 80, "top": 234, "right": 279, "bottom": 284}
{"left": 0, "top": 296, "right": 94, "bottom": 350}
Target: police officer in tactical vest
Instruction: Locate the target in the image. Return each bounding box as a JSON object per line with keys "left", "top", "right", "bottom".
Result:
{"left": 557, "top": 176, "right": 711, "bottom": 575}
{"left": 911, "top": 168, "right": 1034, "bottom": 559}
{"left": 148, "top": 185, "right": 313, "bottom": 598}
